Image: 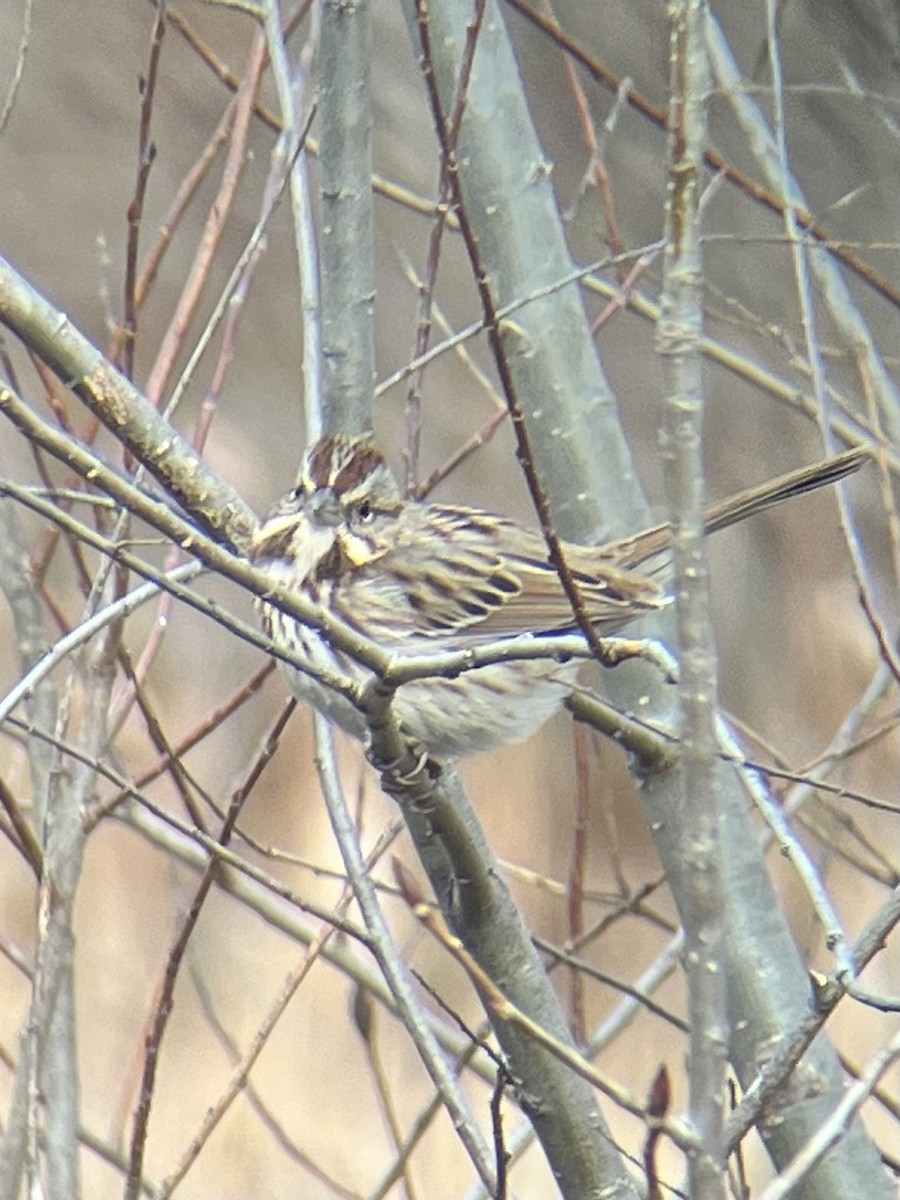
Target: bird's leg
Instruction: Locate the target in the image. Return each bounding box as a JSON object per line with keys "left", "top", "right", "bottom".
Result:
{"left": 364, "top": 726, "right": 437, "bottom": 793}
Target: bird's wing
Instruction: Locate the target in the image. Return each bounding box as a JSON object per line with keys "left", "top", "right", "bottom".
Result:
{"left": 329, "top": 504, "right": 667, "bottom": 648}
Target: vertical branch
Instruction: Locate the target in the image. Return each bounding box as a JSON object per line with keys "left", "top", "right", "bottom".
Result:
{"left": 313, "top": 717, "right": 497, "bottom": 1192}
{"left": 403, "top": 0, "right": 488, "bottom": 491}
{"left": 0, "top": 503, "right": 56, "bottom": 1200}
{"left": 567, "top": 722, "right": 589, "bottom": 1047}
{"left": 143, "top": 31, "right": 267, "bottom": 411}
{"left": 704, "top": 12, "right": 900, "bottom": 444}
{"left": 32, "top": 626, "right": 118, "bottom": 1198}
{"left": 122, "top": 2, "right": 166, "bottom": 382}
{"left": 658, "top": 4, "right": 726, "bottom": 1199}
{"left": 0, "top": 505, "right": 57, "bottom": 830}
{"left": 413, "top": 0, "right": 620, "bottom": 669}
{"left": 399, "top": 0, "right": 647, "bottom": 543}
{"left": 263, "top": 0, "right": 322, "bottom": 442}
{"left": 123, "top": 699, "right": 292, "bottom": 1200}
{"left": 0, "top": 0, "right": 34, "bottom": 138}
{"left": 319, "top": 0, "right": 375, "bottom": 437}
{"left": 763, "top": 1, "right": 899, "bottom": 687}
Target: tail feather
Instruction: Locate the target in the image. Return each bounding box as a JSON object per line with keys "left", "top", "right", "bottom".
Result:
{"left": 702, "top": 445, "right": 865, "bottom": 536}
{"left": 608, "top": 445, "right": 865, "bottom": 573}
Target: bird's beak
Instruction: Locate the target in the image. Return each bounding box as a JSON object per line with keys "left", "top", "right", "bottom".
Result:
{"left": 251, "top": 487, "right": 344, "bottom": 562}
{"left": 306, "top": 487, "right": 343, "bottom": 528}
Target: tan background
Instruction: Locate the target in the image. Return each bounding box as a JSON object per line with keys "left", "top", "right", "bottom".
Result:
{"left": 0, "top": 2, "right": 897, "bottom": 1195}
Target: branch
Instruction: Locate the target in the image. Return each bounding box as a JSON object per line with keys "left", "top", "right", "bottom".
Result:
{"left": 659, "top": 6, "right": 726, "bottom": 1197}
{"left": 318, "top": 0, "right": 376, "bottom": 435}
{"left": 0, "top": 254, "right": 254, "bottom": 548}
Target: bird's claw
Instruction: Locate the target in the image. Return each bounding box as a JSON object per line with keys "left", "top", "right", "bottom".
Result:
{"left": 365, "top": 730, "right": 434, "bottom": 791}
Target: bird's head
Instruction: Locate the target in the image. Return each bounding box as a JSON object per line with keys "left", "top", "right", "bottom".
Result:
{"left": 251, "top": 434, "right": 401, "bottom": 578}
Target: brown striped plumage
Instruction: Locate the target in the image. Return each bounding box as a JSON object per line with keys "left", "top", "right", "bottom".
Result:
{"left": 252, "top": 434, "right": 865, "bottom": 757}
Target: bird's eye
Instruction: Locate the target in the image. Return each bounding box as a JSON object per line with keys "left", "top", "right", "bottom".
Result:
{"left": 356, "top": 499, "right": 373, "bottom": 522}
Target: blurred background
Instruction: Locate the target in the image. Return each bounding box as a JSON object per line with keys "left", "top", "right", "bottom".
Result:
{"left": 0, "top": 1, "right": 898, "bottom": 1196}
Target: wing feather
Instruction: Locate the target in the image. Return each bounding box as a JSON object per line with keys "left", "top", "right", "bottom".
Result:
{"left": 329, "top": 503, "right": 667, "bottom": 648}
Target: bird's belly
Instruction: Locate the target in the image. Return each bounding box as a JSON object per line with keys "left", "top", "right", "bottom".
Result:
{"left": 263, "top": 603, "right": 579, "bottom": 756}
{"left": 279, "top": 642, "right": 577, "bottom": 756}
{"left": 391, "top": 661, "right": 578, "bottom": 757}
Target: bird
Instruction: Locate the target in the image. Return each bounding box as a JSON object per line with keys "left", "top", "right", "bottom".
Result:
{"left": 251, "top": 433, "right": 865, "bottom": 758}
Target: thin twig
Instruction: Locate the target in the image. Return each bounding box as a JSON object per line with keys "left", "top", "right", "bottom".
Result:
{"left": 122, "top": 2, "right": 167, "bottom": 382}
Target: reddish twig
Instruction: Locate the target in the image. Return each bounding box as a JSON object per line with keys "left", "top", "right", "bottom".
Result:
{"left": 591, "top": 242, "right": 663, "bottom": 334}
{"left": 413, "top": 0, "right": 624, "bottom": 669}
{"left": 403, "top": 0, "right": 487, "bottom": 492}
{"left": 143, "top": 31, "right": 267, "bottom": 408}
{"left": 0, "top": 773, "right": 42, "bottom": 876}
{"left": 568, "top": 721, "right": 589, "bottom": 1048}
{"left": 643, "top": 1064, "right": 671, "bottom": 1200}
{"left": 489, "top": 1064, "right": 510, "bottom": 1200}
{"left": 122, "top": 2, "right": 167, "bottom": 382}
{"left": 111, "top": 235, "right": 267, "bottom": 731}
{"left": 413, "top": 408, "right": 508, "bottom": 499}
{"left": 124, "top": 695, "right": 296, "bottom": 1200}
{"left": 85, "top": 663, "right": 275, "bottom": 829}
{"left": 502, "top": 0, "right": 900, "bottom": 312}
{"left": 552, "top": 0, "right": 625, "bottom": 259}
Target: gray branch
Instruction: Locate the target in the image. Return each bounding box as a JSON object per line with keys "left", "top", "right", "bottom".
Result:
{"left": 0, "top": 253, "right": 254, "bottom": 549}
{"left": 398, "top": 2, "right": 891, "bottom": 1196}
{"left": 319, "top": 0, "right": 376, "bottom": 436}
{"left": 659, "top": 6, "right": 727, "bottom": 1197}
